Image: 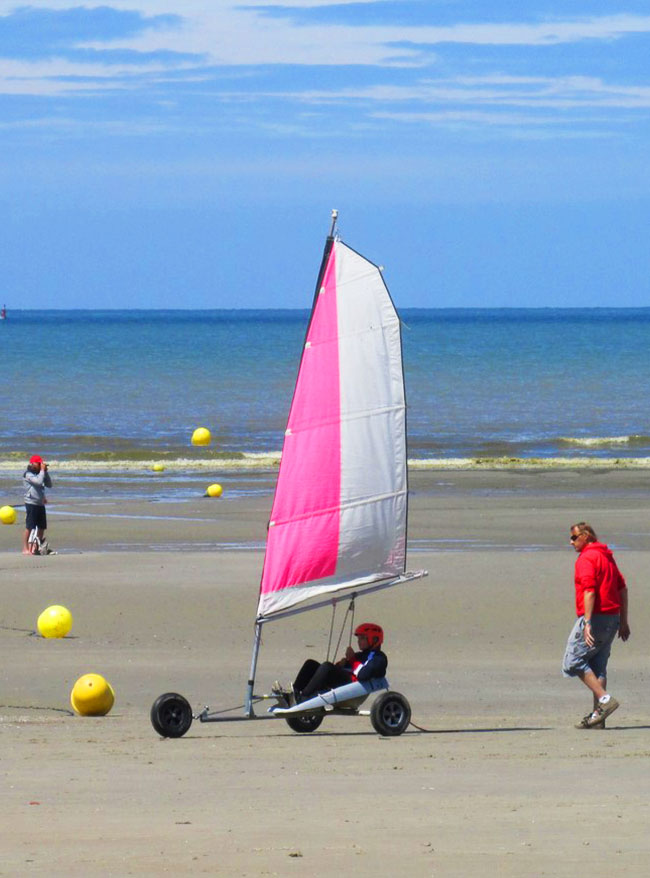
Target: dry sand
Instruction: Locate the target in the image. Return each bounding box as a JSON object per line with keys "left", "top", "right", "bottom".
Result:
{"left": 1, "top": 468, "right": 650, "bottom": 876}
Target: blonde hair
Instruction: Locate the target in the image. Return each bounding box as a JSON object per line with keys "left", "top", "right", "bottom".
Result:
{"left": 571, "top": 522, "right": 597, "bottom": 542}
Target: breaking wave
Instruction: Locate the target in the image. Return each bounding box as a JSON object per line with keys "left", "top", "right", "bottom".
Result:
{"left": 558, "top": 435, "right": 650, "bottom": 448}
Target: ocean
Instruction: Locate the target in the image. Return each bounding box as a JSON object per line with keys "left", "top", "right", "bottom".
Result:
{"left": 1, "top": 308, "right": 649, "bottom": 472}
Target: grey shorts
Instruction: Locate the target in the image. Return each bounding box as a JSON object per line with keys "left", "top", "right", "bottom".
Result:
{"left": 562, "top": 614, "right": 620, "bottom": 679}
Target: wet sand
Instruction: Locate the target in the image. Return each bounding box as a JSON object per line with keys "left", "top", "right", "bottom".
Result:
{"left": 1, "top": 468, "right": 650, "bottom": 876}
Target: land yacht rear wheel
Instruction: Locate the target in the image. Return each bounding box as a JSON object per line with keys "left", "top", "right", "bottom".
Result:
{"left": 150, "top": 692, "right": 193, "bottom": 738}
{"left": 370, "top": 691, "right": 411, "bottom": 736}
{"left": 285, "top": 713, "right": 324, "bottom": 733}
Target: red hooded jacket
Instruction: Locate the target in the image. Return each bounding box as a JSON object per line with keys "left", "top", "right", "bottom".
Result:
{"left": 574, "top": 541, "right": 627, "bottom": 616}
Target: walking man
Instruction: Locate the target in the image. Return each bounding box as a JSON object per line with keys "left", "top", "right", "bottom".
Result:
{"left": 562, "top": 522, "right": 630, "bottom": 728}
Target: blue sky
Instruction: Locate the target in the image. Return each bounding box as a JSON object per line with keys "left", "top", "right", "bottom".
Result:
{"left": 1, "top": 1, "right": 649, "bottom": 308}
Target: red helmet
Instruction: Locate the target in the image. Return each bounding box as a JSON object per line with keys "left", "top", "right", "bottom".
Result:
{"left": 354, "top": 622, "right": 384, "bottom": 648}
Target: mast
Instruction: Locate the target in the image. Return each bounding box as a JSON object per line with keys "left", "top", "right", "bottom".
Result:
{"left": 244, "top": 622, "right": 263, "bottom": 717}
{"left": 244, "top": 210, "right": 339, "bottom": 717}
{"left": 313, "top": 208, "right": 337, "bottom": 307}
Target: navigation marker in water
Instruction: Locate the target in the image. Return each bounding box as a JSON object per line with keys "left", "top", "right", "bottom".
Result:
{"left": 191, "top": 427, "right": 212, "bottom": 446}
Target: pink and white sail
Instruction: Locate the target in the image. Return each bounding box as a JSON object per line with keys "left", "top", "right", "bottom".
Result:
{"left": 257, "top": 239, "right": 407, "bottom": 619}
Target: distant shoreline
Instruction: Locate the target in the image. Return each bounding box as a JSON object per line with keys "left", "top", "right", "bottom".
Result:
{"left": 3, "top": 455, "right": 650, "bottom": 473}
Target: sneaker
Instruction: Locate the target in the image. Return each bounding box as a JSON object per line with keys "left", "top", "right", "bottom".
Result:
{"left": 575, "top": 712, "right": 606, "bottom": 729}
{"left": 585, "top": 697, "right": 619, "bottom": 727}
{"left": 270, "top": 682, "right": 296, "bottom": 707}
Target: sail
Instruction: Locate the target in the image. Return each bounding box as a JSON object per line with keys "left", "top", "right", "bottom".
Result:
{"left": 256, "top": 237, "right": 407, "bottom": 619}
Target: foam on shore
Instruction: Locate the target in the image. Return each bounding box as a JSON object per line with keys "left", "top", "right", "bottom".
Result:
{"left": 0, "top": 452, "right": 282, "bottom": 473}
{"left": 3, "top": 453, "right": 650, "bottom": 474}
{"left": 408, "top": 456, "right": 650, "bottom": 469}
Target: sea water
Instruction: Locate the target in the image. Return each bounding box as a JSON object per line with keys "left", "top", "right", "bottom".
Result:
{"left": 1, "top": 308, "right": 649, "bottom": 468}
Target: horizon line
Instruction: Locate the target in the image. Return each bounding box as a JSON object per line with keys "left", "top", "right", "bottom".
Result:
{"left": 2, "top": 305, "right": 650, "bottom": 313}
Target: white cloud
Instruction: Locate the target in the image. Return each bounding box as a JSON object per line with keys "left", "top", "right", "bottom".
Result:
{"left": 2, "top": 5, "right": 650, "bottom": 82}
{"left": 254, "top": 74, "right": 650, "bottom": 110}
{"left": 1, "top": 2, "right": 649, "bottom": 146}
{"left": 77, "top": 11, "right": 650, "bottom": 65}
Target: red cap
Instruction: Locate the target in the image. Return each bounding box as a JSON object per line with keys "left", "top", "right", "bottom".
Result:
{"left": 29, "top": 455, "right": 43, "bottom": 465}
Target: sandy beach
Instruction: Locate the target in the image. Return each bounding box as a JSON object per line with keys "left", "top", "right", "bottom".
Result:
{"left": 1, "top": 468, "right": 650, "bottom": 876}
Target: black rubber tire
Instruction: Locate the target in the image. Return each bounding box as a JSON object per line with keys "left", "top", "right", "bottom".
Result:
{"left": 150, "top": 692, "right": 193, "bottom": 738}
{"left": 370, "top": 691, "right": 411, "bottom": 736}
{"left": 285, "top": 713, "right": 324, "bottom": 734}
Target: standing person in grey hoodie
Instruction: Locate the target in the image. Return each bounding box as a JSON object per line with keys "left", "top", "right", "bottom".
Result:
{"left": 22, "top": 454, "right": 52, "bottom": 554}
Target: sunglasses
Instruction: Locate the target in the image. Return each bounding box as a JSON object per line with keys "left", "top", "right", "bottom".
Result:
{"left": 570, "top": 533, "right": 582, "bottom": 542}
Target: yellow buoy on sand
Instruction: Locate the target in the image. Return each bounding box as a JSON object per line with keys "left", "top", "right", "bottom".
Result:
{"left": 205, "top": 483, "right": 223, "bottom": 498}
{"left": 152, "top": 463, "right": 165, "bottom": 472}
{"left": 0, "top": 505, "right": 17, "bottom": 525}
{"left": 191, "top": 427, "right": 212, "bottom": 447}
{"left": 37, "top": 605, "right": 73, "bottom": 639}
{"left": 70, "top": 673, "right": 115, "bottom": 716}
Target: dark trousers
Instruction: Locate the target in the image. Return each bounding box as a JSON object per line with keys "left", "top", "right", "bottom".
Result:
{"left": 25, "top": 503, "right": 47, "bottom": 531}
{"left": 294, "top": 659, "right": 353, "bottom": 701}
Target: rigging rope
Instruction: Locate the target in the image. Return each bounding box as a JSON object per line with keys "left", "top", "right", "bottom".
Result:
{"left": 348, "top": 599, "right": 356, "bottom": 647}
{"left": 332, "top": 596, "right": 355, "bottom": 659}
{"left": 325, "top": 601, "right": 336, "bottom": 662}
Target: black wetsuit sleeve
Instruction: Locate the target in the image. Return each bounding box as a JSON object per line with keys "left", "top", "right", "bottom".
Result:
{"left": 356, "top": 650, "right": 388, "bottom": 681}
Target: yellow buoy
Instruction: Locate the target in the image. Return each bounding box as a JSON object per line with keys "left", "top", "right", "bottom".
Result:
{"left": 205, "top": 483, "right": 223, "bottom": 498}
{"left": 70, "top": 673, "right": 115, "bottom": 716}
{"left": 0, "top": 505, "right": 17, "bottom": 525}
{"left": 152, "top": 463, "right": 165, "bottom": 472}
{"left": 191, "top": 427, "right": 212, "bottom": 447}
{"left": 37, "top": 605, "right": 73, "bottom": 639}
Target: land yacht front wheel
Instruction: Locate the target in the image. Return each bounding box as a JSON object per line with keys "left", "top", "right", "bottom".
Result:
{"left": 370, "top": 691, "right": 411, "bottom": 736}
{"left": 150, "top": 692, "right": 193, "bottom": 738}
